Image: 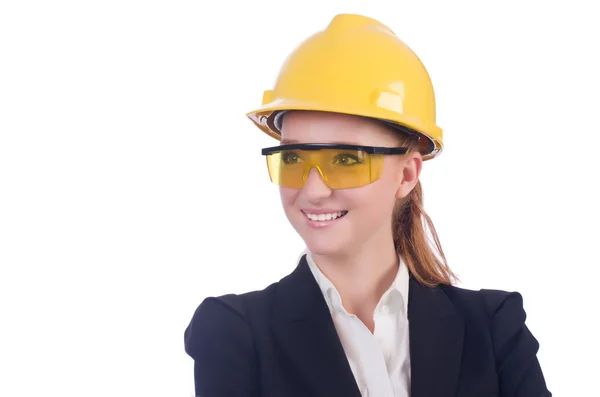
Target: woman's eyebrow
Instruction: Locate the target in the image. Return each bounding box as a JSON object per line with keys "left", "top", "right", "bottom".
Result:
{"left": 280, "top": 139, "right": 300, "bottom": 145}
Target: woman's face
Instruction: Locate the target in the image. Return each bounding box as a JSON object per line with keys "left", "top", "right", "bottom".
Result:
{"left": 279, "top": 111, "right": 421, "bottom": 257}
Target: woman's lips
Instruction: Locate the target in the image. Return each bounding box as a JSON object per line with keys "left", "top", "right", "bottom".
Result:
{"left": 301, "top": 210, "right": 348, "bottom": 228}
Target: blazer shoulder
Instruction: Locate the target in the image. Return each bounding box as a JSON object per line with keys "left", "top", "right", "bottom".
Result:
{"left": 187, "top": 279, "right": 280, "bottom": 326}
{"left": 439, "top": 283, "right": 526, "bottom": 320}
{"left": 184, "top": 286, "right": 282, "bottom": 397}
{"left": 479, "top": 288, "right": 525, "bottom": 318}
{"left": 183, "top": 281, "right": 283, "bottom": 396}
{"left": 440, "top": 284, "right": 551, "bottom": 396}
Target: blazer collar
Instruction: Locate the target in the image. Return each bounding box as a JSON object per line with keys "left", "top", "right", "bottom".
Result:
{"left": 271, "top": 254, "right": 464, "bottom": 397}
{"left": 408, "top": 275, "right": 465, "bottom": 397}
{"left": 271, "top": 254, "right": 362, "bottom": 397}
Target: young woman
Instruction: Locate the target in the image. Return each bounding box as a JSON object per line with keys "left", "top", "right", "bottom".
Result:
{"left": 184, "top": 13, "right": 551, "bottom": 397}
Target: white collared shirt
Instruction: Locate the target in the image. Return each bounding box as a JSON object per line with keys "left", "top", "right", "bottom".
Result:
{"left": 304, "top": 250, "right": 411, "bottom": 397}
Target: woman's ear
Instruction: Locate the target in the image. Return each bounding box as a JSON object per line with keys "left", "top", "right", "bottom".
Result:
{"left": 395, "top": 152, "right": 422, "bottom": 199}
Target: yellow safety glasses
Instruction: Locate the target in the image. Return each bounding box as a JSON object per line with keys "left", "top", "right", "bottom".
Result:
{"left": 261, "top": 143, "right": 408, "bottom": 189}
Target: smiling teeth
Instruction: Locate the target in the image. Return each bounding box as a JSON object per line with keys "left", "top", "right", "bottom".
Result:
{"left": 305, "top": 211, "right": 345, "bottom": 221}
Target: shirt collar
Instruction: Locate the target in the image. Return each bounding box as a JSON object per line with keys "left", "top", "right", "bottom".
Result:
{"left": 303, "top": 249, "right": 409, "bottom": 318}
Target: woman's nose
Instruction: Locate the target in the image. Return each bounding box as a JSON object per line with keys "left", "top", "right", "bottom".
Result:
{"left": 301, "top": 167, "right": 332, "bottom": 200}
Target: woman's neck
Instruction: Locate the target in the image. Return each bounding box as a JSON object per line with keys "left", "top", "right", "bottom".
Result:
{"left": 310, "top": 239, "right": 400, "bottom": 317}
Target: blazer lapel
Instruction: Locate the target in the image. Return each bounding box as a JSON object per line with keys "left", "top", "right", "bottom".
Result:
{"left": 270, "top": 255, "right": 361, "bottom": 397}
{"left": 408, "top": 276, "right": 465, "bottom": 397}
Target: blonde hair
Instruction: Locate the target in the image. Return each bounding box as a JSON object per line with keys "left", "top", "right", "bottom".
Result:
{"left": 390, "top": 128, "right": 457, "bottom": 288}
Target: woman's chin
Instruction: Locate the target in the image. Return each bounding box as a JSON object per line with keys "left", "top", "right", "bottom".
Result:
{"left": 303, "top": 237, "right": 347, "bottom": 257}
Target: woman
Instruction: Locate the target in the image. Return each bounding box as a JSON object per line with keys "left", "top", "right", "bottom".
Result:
{"left": 184, "top": 13, "right": 551, "bottom": 397}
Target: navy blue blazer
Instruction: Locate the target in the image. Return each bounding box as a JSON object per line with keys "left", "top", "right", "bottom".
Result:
{"left": 184, "top": 255, "right": 551, "bottom": 396}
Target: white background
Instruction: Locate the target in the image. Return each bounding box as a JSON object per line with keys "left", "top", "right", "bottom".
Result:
{"left": 1, "top": 1, "right": 598, "bottom": 396}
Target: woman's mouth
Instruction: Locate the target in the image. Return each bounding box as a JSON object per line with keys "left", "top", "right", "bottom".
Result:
{"left": 301, "top": 210, "right": 348, "bottom": 228}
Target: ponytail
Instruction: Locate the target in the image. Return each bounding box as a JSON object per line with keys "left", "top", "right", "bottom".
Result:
{"left": 392, "top": 169, "right": 457, "bottom": 288}
{"left": 375, "top": 118, "right": 457, "bottom": 287}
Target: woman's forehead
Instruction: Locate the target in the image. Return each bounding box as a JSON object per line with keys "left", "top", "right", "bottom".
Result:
{"left": 280, "top": 111, "right": 401, "bottom": 146}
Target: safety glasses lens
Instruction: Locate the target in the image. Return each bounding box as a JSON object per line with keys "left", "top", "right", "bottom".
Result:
{"left": 265, "top": 149, "right": 383, "bottom": 189}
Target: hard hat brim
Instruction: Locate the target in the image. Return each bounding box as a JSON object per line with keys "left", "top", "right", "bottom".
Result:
{"left": 246, "top": 100, "right": 443, "bottom": 160}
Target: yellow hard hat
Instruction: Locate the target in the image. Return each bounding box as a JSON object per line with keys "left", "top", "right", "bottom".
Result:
{"left": 246, "top": 14, "right": 443, "bottom": 160}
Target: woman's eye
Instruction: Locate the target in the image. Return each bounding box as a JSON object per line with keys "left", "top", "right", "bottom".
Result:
{"left": 333, "top": 153, "right": 360, "bottom": 165}
{"left": 281, "top": 152, "right": 302, "bottom": 164}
